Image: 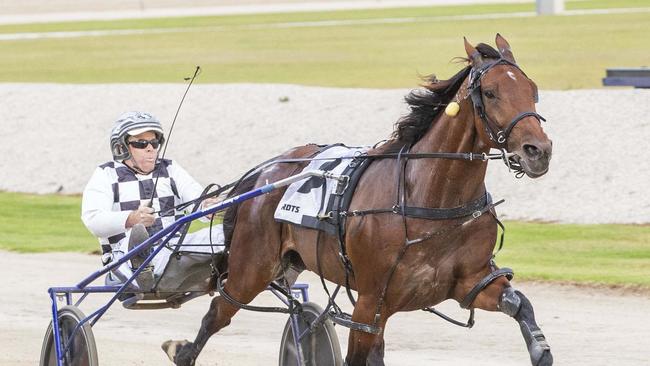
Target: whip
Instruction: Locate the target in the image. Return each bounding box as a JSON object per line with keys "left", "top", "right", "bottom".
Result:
{"left": 148, "top": 66, "right": 201, "bottom": 207}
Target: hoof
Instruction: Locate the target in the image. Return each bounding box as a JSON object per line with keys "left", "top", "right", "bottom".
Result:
{"left": 532, "top": 349, "right": 553, "bottom": 366}
{"left": 161, "top": 339, "right": 191, "bottom": 364}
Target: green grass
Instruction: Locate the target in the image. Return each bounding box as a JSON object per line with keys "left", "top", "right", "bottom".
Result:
{"left": 0, "top": 192, "right": 95, "bottom": 252}
{"left": 498, "top": 222, "right": 650, "bottom": 288}
{"left": 0, "top": 0, "right": 648, "bottom": 88}
{"left": 1, "top": 192, "right": 649, "bottom": 288}
{"left": 0, "top": 3, "right": 535, "bottom": 34}
{"left": 0, "top": 191, "right": 212, "bottom": 253}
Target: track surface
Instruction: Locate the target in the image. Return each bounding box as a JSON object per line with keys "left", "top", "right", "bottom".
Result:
{"left": 2, "top": 251, "right": 648, "bottom": 365}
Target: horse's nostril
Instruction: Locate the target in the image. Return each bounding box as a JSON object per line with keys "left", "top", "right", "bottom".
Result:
{"left": 523, "top": 144, "right": 542, "bottom": 159}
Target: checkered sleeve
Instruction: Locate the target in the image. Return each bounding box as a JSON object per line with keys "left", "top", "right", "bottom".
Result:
{"left": 81, "top": 166, "right": 131, "bottom": 238}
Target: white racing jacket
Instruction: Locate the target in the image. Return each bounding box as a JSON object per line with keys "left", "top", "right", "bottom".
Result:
{"left": 81, "top": 159, "right": 224, "bottom": 276}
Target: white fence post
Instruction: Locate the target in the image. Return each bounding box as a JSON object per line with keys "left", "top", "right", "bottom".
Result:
{"left": 536, "top": 0, "right": 564, "bottom": 15}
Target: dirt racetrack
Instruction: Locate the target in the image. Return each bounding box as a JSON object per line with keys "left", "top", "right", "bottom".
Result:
{"left": 1, "top": 250, "right": 648, "bottom": 366}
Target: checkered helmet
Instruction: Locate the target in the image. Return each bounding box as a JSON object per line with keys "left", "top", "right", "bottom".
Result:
{"left": 110, "top": 111, "right": 165, "bottom": 161}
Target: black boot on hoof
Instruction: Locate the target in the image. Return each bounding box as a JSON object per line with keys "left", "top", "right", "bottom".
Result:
{"left": 533, "top": 350, "right": 553, "bottom": 366}
{"left": 527, "top": 328, "right": 553, "bottom": 366}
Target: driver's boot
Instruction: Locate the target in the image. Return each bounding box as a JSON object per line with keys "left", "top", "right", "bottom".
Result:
{"left": 128, "top": 223, "right": 155, "bottom": 291}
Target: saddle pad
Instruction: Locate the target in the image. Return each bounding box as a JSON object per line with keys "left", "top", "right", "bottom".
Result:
{"left": 274, "top": 144, "right": 369, "bottom": 231}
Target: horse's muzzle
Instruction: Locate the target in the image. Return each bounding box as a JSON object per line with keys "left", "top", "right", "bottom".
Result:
{"left": 514, "top": 139, "right": 552, "bottom": 178}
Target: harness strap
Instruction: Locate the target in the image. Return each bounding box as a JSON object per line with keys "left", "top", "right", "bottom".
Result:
{"left": 215, "top": 272, "right": 297, "bottom": 314}
{"left": 365, "top": 152, "right": 490, "bottom": 160}
{"left": 423, "top": 307, "right": 475, "bottom": 328}
{"left": 398, "top": 193, "right": 488, "bottom": 220}
{"left": 459, "top": 267, "right": 514, "bottom": 309}
{"left": 344, "top": 192, "right": 490, "bottom": 221}
{"left": 503, "top": 112, "right": 546, "bottom": 140}
{"left": 406, "top": 198, "right": 504, "bottom": 246}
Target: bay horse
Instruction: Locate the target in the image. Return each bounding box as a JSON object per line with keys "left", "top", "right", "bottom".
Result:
{"left": 164, "top": 34, "right": 553, "bottom": 365}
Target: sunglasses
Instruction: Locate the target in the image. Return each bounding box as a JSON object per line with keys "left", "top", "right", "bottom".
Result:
{"left": 127, "top": 139, "right": 161, "bottom": 149}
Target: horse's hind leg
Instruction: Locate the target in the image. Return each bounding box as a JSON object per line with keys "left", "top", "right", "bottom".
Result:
{"left": 162, "top": 244, "right": 280, "bottom": 365}
{"left": 468, "top": 278, "right": 553, "bottom": 366}
{"left": 162, "top": 295, "right": 238, "bottom": 366}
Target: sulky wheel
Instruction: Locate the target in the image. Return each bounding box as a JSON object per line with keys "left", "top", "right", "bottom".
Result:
{"left": 40, "top": 305, "right": 98, "bottom": 366}
{"left": 278, "top": 302, "right": 343, "bottom": 366}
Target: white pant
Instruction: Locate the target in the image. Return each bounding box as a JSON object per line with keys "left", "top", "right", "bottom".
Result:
{"left": 113, "top": 225, "right": 225, "bottom": 280}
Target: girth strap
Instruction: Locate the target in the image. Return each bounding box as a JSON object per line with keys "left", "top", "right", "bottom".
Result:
{"left": 460, "top": 267, "right": 514, "bottom": 309}
{"left": 397, "top": 193, "right": 489, "bottom": 220}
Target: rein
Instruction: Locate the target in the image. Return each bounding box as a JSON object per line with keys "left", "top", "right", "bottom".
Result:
{"left": 152, "top": 149, "right": 521, "bottom": 216}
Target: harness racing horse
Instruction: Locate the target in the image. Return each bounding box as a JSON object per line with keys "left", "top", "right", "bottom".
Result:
{"left": 164, "top": 34, "right": 553, "bottom": 366}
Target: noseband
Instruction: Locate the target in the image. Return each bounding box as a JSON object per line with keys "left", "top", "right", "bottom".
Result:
{"left": 467, "top": 58, "right": 546, "bottom": 148}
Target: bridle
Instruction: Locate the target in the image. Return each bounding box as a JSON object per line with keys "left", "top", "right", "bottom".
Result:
{"left": 467, "top": 57, "right": 546, "bottom": 149}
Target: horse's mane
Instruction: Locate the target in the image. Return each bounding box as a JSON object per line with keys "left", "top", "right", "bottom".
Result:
{"left": 376, "top": 43, "right": 500, "bottom": 153}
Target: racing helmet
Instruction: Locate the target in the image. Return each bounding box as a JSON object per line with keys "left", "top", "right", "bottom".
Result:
{"left": 110, "top": 111, "right": 165, "bottom": 161}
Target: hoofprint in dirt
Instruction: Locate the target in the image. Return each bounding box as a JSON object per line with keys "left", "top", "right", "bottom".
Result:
{"left": 0, "top": 84, "right": 649, "bottom": 224}
{"left": 1, "top": 250, "right": 648, "bottom": 365}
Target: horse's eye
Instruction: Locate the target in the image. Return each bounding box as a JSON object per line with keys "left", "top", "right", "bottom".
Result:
{"left": 484, "top": 90, "right": 496, "bottom": 99}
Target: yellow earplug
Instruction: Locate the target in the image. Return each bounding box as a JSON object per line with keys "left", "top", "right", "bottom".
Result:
{"left": 445, "top": 102, "right": 460, "bottom": 117}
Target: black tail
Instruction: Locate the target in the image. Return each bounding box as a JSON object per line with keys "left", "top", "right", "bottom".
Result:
{"left": 222, "top": 170, "right": 263, "bottom": 250}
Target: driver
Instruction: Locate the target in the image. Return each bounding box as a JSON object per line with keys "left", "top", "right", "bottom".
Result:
{"left": 81, "top": 111, "right": 224, "bottom": 288}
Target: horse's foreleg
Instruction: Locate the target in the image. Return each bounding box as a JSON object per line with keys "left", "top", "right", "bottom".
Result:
{"left": 470, "top": 279, "right": 553, "bottom": 366}
{"left": 346, "top": 328, "right": 386, "bottom": 366}
{"left": 345, "top": 295, "right": 388, "bottom": 366}
{"left": 500, "top": 287, "right": 553, "bottom": 366}
{"left": 366, "top": 337, "right": 385, "bottom": 365}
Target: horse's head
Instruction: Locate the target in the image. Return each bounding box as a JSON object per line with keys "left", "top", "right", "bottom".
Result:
{"left": 463, "top": 34, "right": 552, "bottom": 178}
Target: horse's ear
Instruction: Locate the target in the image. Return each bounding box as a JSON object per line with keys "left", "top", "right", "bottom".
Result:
{"left": 495, "top": 33, "right": 516, "bottom": 64}
{"left": 464, "top": 37, "right": 483, "bottom": 66}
